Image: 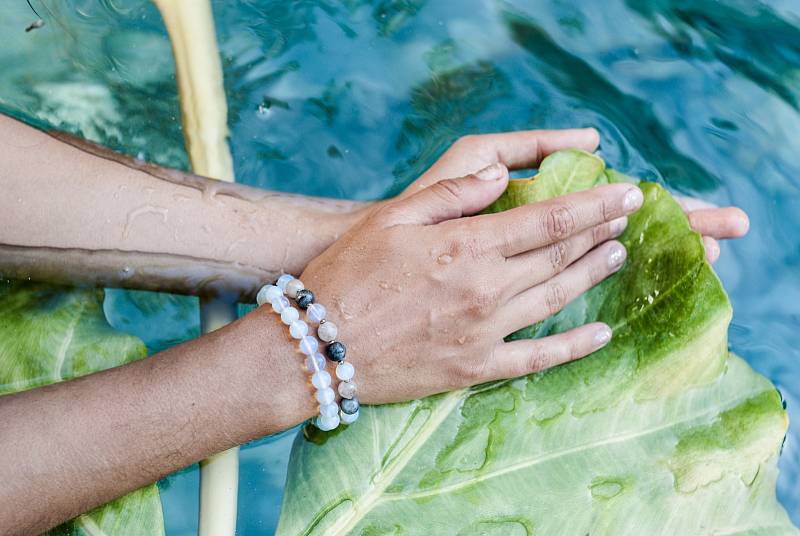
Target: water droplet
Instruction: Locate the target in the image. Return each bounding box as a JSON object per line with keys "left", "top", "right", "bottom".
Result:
{"left": 589, "top": 478, "right": 624, "bottom": 499}
{"left": 437, "top": 254, "right": 453, "bottom": 265}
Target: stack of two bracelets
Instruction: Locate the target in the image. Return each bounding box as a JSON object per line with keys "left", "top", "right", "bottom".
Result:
{"left": 256, "top": 275, "right": 359, "bottom": 431}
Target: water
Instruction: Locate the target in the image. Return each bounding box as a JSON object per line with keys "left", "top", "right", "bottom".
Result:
{"left": 1, "top": 0, "right": 799, "bottom": 532}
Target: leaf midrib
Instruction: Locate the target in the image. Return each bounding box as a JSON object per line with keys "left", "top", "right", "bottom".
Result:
{"left": 379, "top": 388, "right": 746, "bottom": 502}
{"left": 321, "top": 391, "right": 465, "bottom": 535}
{"left": 53, "top": 298, "right": 87, "bottom": 382}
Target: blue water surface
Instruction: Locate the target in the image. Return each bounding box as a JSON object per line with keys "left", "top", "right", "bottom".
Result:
{"left": 1, "top": 0, "right": 799, "bottom": 533}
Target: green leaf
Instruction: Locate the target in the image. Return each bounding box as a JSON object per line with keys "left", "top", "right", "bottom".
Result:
{"left": 277, "top": 150, "right": 796, "bottom": 535}
{"left": 0, "top": 281, "right": 165, "bottom": 535}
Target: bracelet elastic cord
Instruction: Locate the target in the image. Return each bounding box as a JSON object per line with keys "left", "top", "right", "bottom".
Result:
{"left": 257, "top": 275, "right": 359, "bottom": 431}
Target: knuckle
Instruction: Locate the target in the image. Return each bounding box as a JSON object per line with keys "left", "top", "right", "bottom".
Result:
{"left": 450, "top": 230, "right": 486, "bottom": 261}
{"left": 542, "top": 204, "right": 577, "bottom": 241}
{"left": 527, "top": 346, "right": 555, "bottom": 373}
{"left": 591, "top": 223, "right": 606, "bottom": 246}
{"left": 544, "top": 282, "right": 567, "bottom": 315}
{"left": 463, "top": 286, "right": 499, "bottom": 318}
{"left": 599, "top": 196, "right": 614, "bottom": 221}
{"left": 431, "top": 178, "right": 464, "bottom": 205}
{"left": 547, "top": 240, "right": 569, "bottom": 273}
{"left": 568, "top": 340, "right": 584, "bottom": 362}
{"left": 588, "top": 259, "right": 607, "bottom": 286}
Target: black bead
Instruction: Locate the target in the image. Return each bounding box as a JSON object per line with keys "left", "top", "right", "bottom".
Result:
{"left": 341, "top": 397, "right": 359, "bottom": 415}
{"left": 326, "top": 341, "right": 346, "bottom": 362}
{"left": 295, "top": 289, "right": 315, "bottom": 309}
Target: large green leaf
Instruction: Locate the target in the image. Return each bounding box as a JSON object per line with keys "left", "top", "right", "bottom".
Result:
{"left": 0, "top": 281, "right": 165, "bottom": 535}
{"left": 277, "top": 150, "right": 796, "bottom": 535}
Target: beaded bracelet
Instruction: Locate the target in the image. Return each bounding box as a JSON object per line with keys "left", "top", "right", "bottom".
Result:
{"left": 256, "top": 274, "right": 359, "bottom": 431}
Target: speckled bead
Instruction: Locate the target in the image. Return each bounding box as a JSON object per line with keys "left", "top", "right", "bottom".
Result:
{"left": 276, "top": 274, "right": 294, "bottom": 291}
{"left": 326, "top": 341, "right": 346, "bottom": 362}
{"left": 341, "top": 397, "right": 359, "bottom": 415}
{"left": 340, "top": 410, "right": 359, "bottom": 425}
{"left": 338, "top": 381, "right": 357, "bottom": 399}
{"left": 285, "top": 278, "right": 305, "bottom": 299}
{"left": 299, "top": 336, "right": 319, "bottom": 356}
{"left": 289, "top": 320, "right": 309, "bottom": 339}
{"left": 295, "top": 289, "right": 315, "bottom": 309}
{"left": 256, "top": 285, "right": 282, "bottom": 306}
{"left": 306, "top": 303, "right": 326, "bottom": 324}
{"left": 318, "top": 321, "right": 338, "bottom": 343}
{"left": 315, "top": 387, "right": 335, "bottom": 405}
{"left": 336, "top": 362, "right": 354, "bottom": 381}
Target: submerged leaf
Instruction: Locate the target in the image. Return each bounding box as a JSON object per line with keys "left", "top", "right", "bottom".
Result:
{"left": 0, "top": 281, "right": 165, "bottom": 535}
{"left": 277, "top": 150, "right": 796, "bottom": 535}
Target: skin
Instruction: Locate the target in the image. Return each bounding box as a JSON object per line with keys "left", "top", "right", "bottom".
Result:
{"left": 0, "top": 118, "right": 749, "bottom": 534}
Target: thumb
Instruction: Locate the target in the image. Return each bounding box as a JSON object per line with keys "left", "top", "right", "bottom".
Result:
{"left": 383, "top": 163, "right": 509, "bottom": 226}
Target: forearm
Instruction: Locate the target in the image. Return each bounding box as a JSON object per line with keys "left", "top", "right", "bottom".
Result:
{"left": 0, "top": 307, "right": 313, "bottom": 534}
{"left": 0, "top": 114, "right": 370, "bottom": 300}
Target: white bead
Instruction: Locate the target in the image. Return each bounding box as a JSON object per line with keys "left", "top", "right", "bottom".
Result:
{"left": 281, "top": 307, "right": 300, "bottom": 325}
{"left": 336, "top": 362, "right": 354, "bottom": 381}
{"left": 338, "top": 381, "right": 357, "bottom": 399}
{"left": 289, "top": 320, "right": 308, "bottom": 339}
{"left": 306, "top": 303, "right": 327, "bottom": 323}
{"left": 318, "top": 321, "right": 338, "bottom": 342}
{"left": 316, "top": 387, "right": 335, "bottom": 405}
{"left": 340, "top": 410, "right": 359, "bottom": 424}
{"left": 271, "top": 295, "right": 289, "bottom": 314}
{"left": 299, "top": 336, "right": 319, "bottom": 355}
{"left": 276, "top": 274, "right": 294, "bottom": 291}
{"left": 306, "top": 353, "right": 325, "bottom": 373}
{"left": 316, "top": 413, "right": 340, "bottom": 431}
{"left": 319, "top": 402, "right": 339, "bottom": 418}
{"left": 311, "top": 370, "right": 331, "bottom": 389}
{"left": 256, "top": 285, "right": 282, "bottom": 306}
{"left": 285, "top": 279, "right": 305, "bottom": 298}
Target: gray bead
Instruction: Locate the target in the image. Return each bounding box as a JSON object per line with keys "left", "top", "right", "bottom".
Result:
{"left": 326, "top": 341, "right": 346, "bottom": 362}
{"left": 341, "top": 397, "right": 359, "bottom": 415}
{"left": 295, "top": 289, "right": 315, "bottom": 309}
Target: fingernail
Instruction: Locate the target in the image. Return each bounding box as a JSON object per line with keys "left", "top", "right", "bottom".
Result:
{"left": 610, "top": 216, "right": 628, "bottom": 238}
{"left": 593, "top": 325, "right": 612, "bottom": 349}
{"left": 623, "top": 188, "right": 644, "bottom": 212}
{"left": 475, "top": 163, "right": 505, "bottom": 181}
{"left": 608, "top": 242, "right": 627, "bottom": 270}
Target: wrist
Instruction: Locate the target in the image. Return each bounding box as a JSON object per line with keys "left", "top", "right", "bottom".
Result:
{"left": 231, "top": 309, "right": 318, "bottom": 435}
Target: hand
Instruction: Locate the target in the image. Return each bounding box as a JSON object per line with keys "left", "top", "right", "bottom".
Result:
{"left": 300, "top": 163, "right": 644, "bottom": 404}
{"left": 369, "top": 128, "right": 748, "bottom": 264}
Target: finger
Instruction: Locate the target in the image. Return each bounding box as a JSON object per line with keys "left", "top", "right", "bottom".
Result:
{"left": 413, "top": 128, "right": 600, "bottom": 189}
{"left": 376, "top": 163, "right": 509, "bottom": 226}
{"left": 501, "top": 241, "right": 626, "bottom": 334}
{"left": 502, "top": 216, "right": 628, "bottom": 298}
{"left": 687, "top": 208, "right": 749, "bottom": 239}
{"left": 480, "top": 183, "right": 643, "bottom": 257}
{"left": 703, "top": 236, "right": 720, "bottom": 264}
{"left": 464, "top": 128, "right": 601, "bottom": 170}
{"left": 482, "top": 323, "right": 612, "bottom": 381}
